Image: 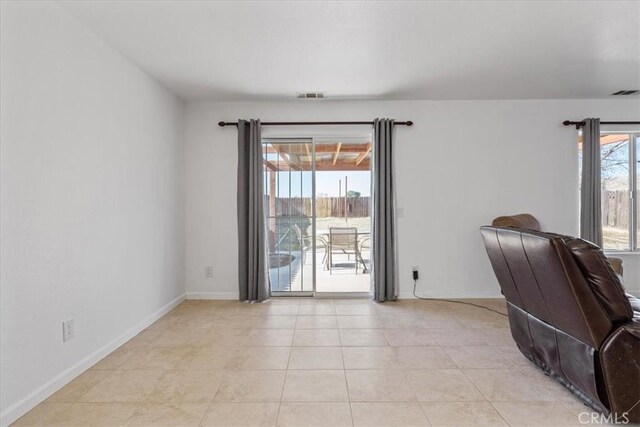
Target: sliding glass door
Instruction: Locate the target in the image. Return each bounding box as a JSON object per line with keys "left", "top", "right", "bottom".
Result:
{"left": 263, "top": 136, "right": 372, "bottom": 296}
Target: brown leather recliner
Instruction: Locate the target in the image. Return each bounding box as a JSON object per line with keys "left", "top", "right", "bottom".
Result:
{"left": 480, "top": 223, "right": 640, "bottom": 423}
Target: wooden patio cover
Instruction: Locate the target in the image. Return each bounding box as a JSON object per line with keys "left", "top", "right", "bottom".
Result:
{"left": 264, "top": 142, "right": 371, "bottom": 172}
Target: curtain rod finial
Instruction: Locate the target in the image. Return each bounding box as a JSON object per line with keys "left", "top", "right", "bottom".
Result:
{"left": 218, "top": 121, "right": 226, "bottom": 127}
{"left": 406, "top": 121, "right": 413, "bottom": 126}
{"left": 563, "top": 120, "right": 585, "bottom": 129}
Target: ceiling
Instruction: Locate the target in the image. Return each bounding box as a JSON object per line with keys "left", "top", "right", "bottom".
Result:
{"left": 59, "top": 0, "right": 640, "bottom": 101}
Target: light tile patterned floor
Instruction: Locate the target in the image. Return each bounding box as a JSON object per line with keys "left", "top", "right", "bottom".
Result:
{"left": 14, "top": 298, "right": 595, "bottom": 426}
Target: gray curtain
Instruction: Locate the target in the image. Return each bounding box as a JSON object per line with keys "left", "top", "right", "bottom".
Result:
{"left": 580, "top": 118, "right": 603, "bottom": 246}
{"left": 371, "top": 118, "right": 398, "bottom": 302}
{"left": 237, "top": 119, "right": 269, "bottom": 302}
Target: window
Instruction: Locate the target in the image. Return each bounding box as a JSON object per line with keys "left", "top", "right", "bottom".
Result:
{"left": 580, "top": 132, "right": 639, "bottom": 251}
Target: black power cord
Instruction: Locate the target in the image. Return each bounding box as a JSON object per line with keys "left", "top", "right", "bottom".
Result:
{"left": 411, "top": 269, "right": 507, "bottom": 317}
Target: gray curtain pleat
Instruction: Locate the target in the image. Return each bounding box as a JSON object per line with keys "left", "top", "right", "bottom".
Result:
{"left": 580, "top": 118, "right": 603, "bottom": 247}
{"left": 237, "top": 119, "right": 269, "bottom": 302}
{"left": 371, "top": 118, "right": 398, "bottom": 302}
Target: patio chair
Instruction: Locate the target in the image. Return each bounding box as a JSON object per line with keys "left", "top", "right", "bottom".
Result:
{"left": 293, "top": 224, "right": 328, "bottom": 266}
{"left": 357, "top": 235, "right": 371, "bottom": 273}
{"left": 327, "top": 227, "right": 365, "bottom": 274}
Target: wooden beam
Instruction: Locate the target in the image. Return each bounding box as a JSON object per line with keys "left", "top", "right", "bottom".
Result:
{"left": 317, "top": 164, "right": 369, "bottom": 171}
{"left": 289, "top": 153, "right": 304, "bottom": 169}
{"left": 265, "top": 144, "right": 368, "bottom": 154}
{"left": 317, "top": 159, "right": 369, "bottom": 167}
{"left": 272, "top": 144, "right": 302, "bottom": 171}
{"left": 264, "top": 159, "right": 289, "bottom": 171}
{"left": 282, "top": 144, "right": 309, "bottom": 170}
{"left": 355, "top": 143, "right": 372, "bottom": 165}
{"left": 302, "top": 143, "right": 312, "bottom": 170}
{"left": 332, "top": 142, "right": 342, "bottom": 165}
{"left": 315, "top": 159, "right": 370, "bottom": 171}
{"left": 318, "top": 144, "right": 366, "bottom": 153}
{"left": 266, "top": 158, "right": 370, "bottom": 171}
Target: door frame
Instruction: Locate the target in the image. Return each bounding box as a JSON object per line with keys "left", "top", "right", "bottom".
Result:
{"left": 264, "top": 133, "right": 373, "bottom": 298}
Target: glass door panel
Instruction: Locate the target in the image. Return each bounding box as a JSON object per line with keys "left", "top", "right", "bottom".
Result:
{"left": 313, "top": 138, "right": 372, "bottom": 293}
{"left": 263, "top": 139, "right": 314, "bottom": 294}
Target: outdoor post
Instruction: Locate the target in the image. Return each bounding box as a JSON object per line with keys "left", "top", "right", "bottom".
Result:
{"left": 338, "top": 179, "right": 342, "bottom": 218}
{"left": 345, "top": 175, "right": 348, "bottom": 224}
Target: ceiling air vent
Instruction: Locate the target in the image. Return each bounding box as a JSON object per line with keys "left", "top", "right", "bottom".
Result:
{"left": 611, "top": 90, "right": 639, "bottom": 95}
{"left": 297, "top": 92, "right": 325, "bottom": 99}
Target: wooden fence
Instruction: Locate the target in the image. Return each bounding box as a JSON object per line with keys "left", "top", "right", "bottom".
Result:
{"left": 602, "top": 191, "right": 630, "bottom": 228}
{"left": 265, "top": 192, "right": 629, "bottom": 224}
{"left": 265, "top": 196, "right": 371, "bottom": 218}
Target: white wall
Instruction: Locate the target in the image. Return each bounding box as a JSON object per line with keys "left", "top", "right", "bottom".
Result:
{"left": 0, "top": 2, "right": 185, "bottom": 425}
{"left": 185, "top": 99, "right": 640, "bottom": 300}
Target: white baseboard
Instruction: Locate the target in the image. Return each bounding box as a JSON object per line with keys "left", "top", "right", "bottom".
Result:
{"left": 398, "top": 291, "right": 503, "bottom": 299}
{"left": 186, "top": 291, "right": 504, "bottom": 300}
{"left": 0, "top": 293, "right": 186, "bottom": 427}
{"left": 186, "top": 292, "right": 238, "bottom": 300}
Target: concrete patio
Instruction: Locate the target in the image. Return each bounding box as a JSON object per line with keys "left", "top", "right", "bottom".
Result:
{"left": 269, "top": 247, "right": 370, "bottom": 294}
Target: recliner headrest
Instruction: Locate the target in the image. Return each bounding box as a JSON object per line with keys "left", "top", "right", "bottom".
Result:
{"left": 491, "top": 214, "right": 541, "bottom": 231}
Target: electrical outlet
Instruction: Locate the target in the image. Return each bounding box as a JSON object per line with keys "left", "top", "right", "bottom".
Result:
{"left": 205, "top": 266, "right": 213, "bottom": 278}
{"left": 62, "top": 319, "right": 74, "bottom": 342}
{"left": 412, "top": 266, "right": 419, "bottom": 281}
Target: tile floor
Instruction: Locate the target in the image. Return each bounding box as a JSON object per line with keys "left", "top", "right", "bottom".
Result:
{"left": 14, "top": 298, "right": 596, "bottom": 426}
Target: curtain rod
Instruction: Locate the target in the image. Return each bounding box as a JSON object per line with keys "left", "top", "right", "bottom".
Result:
{"left": 218, "top": 120, "right": 413, "bottom": 127}
{"left": 563, "top": 120, "right": 640, "bottom": 129}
